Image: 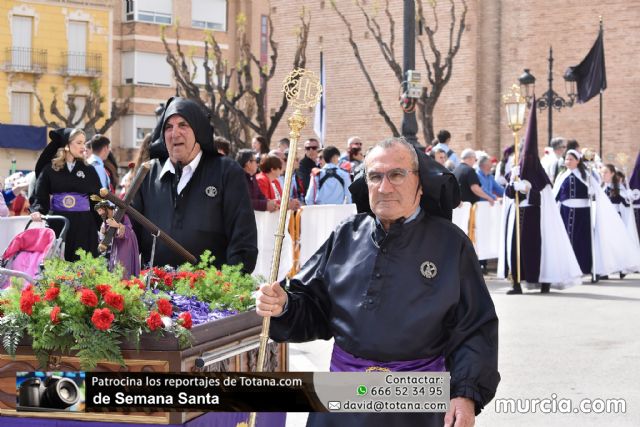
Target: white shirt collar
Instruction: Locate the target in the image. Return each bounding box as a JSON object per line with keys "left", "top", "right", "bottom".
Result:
{"left": 160, "top": 151, "right": 203, "bottom": 179}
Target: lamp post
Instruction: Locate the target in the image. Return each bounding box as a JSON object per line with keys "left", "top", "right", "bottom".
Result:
{"left": 401, "top": 0, "right": 419, "bottom": 147}
{"left": 518, "top": 47, "right": 577, "bottom": 146}
{"left": 502, "top": 84, "right": 527, "bottom": 286}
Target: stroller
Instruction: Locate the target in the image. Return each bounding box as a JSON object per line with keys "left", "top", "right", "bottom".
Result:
{"left": 0, "top": 215, "right": 69, "bottom": 289}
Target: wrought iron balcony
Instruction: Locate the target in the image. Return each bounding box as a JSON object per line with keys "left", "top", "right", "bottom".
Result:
{"left": 4, "top": 47, "right": 47, "bottom": 73}
{"left": 61, "top": 51, "right": 102, "bottom": 76}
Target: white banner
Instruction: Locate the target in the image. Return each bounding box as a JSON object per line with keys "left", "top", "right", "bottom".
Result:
{"left": 253, "top": 211, "right": 293, "bottom": 282}
{"left": 299, "top": 204, "right": 357, "bottom": 267}
{"left": 452, "top": 202, "right": 471, "bottom": 235}
{"left": 473, "top": 201, "right": 503, "bottom": 261}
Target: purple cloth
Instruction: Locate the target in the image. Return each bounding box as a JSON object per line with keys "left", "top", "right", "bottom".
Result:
{"left": 519, "top": 96, "right": 551, "bottom": 192}
{"left": 330, "top": 344, "right": 445, "bottom": 372}
{"left": 109, "top": 215, "right": 140, "bottom": 279}
{"left": 566, "top": 29, "right": 606, "bottom": 104}
{"left": 0, "top": 413, "right": 285, "bottom": 427}
{"left": 51, "top": 192, "right": 90, "bottom": 212}
{"left": 630, "top": 152, "right": 640, "bottom": 192}
{"left": 168, "top": 292, "right": 237, "bottom": 326}
{"left": 557, "top": 175, "right": 592, "bottom": 274}
{"left": 245, "top": 172, "right": 269, "bottom": 211}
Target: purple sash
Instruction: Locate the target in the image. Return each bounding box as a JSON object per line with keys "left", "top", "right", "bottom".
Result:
{"left": 51, "top": 192, "right": 90, "bottom": 212}
{"left": 330, "top": 344, "right": 445, "bottom": 372}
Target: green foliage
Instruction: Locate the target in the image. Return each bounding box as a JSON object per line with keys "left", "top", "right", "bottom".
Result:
{"left": 0, "top": 251, "right": 185, "bottom": 368}
{"left": 170, "top": 251, "right": 257, "bottom": 312}
{"left": 0, "top": 250, "right": 255, "bottom": 368}
{"left": 0, "top": 314, "right": 26, "bottom": 357}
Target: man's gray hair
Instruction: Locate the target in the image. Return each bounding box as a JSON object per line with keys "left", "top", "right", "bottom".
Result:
{"left": 550, "top": 137, "right": 566, "bottom": 150}
{"left": 477, "top": 154, "right": 491, "bottom": 167}
{"left": 365, "top": 136, "right": 419, "bottom": 171}
{"left": 461, "top": 148, "right": 477, "bottom": 160}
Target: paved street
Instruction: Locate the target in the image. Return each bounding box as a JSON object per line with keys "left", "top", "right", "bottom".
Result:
{"left": 285, "top": 273, "right": 640, "bottom": 426}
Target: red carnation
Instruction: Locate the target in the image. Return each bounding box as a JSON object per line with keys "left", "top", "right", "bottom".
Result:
{"left": 178, "top": 312, "right": 193, "bottom": 329}
{"left": 163, "top": 275, "right": 174, "bottom": 287}
{"left": 44, "top": 286, "right": 60, "bottom": 301}
{"left": 91, "top": 308, "right": 115, "bottom": 331}
{"left": 146, "top": 311, "right": 163, "bottom": 331}
{"left": 104, "top": 291, "right": 124, "bottom": 312}
{"left": 79, "top": 289, "right": 98, "bottom": 307}
{"left": 95, "top": 284, "right": 112, "bottom": 296}
{"left": 153, "top": 267, "right": 166, "bottom": 279}
{"left": 50, "top": 305, "right": 61, "bottom": 324}
{"left": 156, "top": 298, "right": 173, "bottom": 316}
{"left": 19, "top": 289, "right": 40, "bottom": 316}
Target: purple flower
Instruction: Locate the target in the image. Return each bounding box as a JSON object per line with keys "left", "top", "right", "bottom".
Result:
{"left": 166, "top": 292, "right": 236, "bottom": 326}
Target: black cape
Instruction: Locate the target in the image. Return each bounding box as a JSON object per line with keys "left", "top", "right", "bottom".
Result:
{"left": 31, "top": 162, "right": 101, "bottom": 261}
{"left": 131, "top": 152, "right": 258, "bottom": 272}
{"left": 271, "top": 212, "right": 500, "bottom": 427}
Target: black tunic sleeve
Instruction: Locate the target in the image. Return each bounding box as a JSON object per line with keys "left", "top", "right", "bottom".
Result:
{"left": 445, "top": 237, "right": 500, "bottom": 414}
{"left": 269, "top": 232, "right": 335, "bottom": 343}
{"left": 84, "top": 165, "right": 103, "bottom": 229}
{"left": 31, "top": 166, "right": 52, "bottom": 214}
{"left": 221, "top": 160, "right": 258, "bottom": 273}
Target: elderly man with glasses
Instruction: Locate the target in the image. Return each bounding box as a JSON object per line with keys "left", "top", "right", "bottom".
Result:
{"left": 256, "top": 137, "right": 500, "bottom": 427}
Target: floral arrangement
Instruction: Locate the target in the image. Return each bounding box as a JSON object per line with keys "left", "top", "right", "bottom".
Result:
{"left": 0, "top": 251, "right": 257, "bottom": 370}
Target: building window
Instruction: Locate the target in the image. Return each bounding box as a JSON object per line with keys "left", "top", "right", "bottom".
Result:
{"left": 192, "top": 57, "right": 217, "bottom": 86}
{"left": 124, "top": 0, "right": 172, "bottom": 24}
{"left": 192, "top": 0, "right": 226, "bottom": 31}
{"left": 11, "top": 16, "right": 33, "bottom": 70}
{"left": 121, "top": 115, "right": 157, "bottom": 148}
{"left": 11, "top": 92, "right": 32, "bottom": 125}
{"left": 121, "top": 52, "right": 173, "bottom": 87}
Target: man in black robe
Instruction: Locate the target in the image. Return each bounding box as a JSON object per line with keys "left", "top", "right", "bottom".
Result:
{"left": 256, "top": 137, "right": 499, "bottom": 427}
{"left": 131, "top": 97, "right": 258, "bottom": 272}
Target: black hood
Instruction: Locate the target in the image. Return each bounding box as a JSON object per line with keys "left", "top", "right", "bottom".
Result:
{"left": 348, "top": 145, "right": 460, "bottom": 221}
{"left": 148, "top": 97, "right": 217, "bottom": 161}
{"left": 35, "top": 128, "right": 75, "bottom": 177}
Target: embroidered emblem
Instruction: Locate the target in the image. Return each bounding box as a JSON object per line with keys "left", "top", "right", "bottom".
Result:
{"left": 76, "top": 171, "right": 85, "bottom": 179}
{"left": 62, "top": 195, "right": 76, "bottom": 208}
{"left": 366, "top": 366, "right": 391, "bottom": 372}
{"left": 205, "top": 186, "right": 218, "bottom": 198}
{"left": 420, "top": 261, "right": 437, "bottom": 279}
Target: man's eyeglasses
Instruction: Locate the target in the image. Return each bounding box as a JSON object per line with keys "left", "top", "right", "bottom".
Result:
{"left": 305, "top": 146, "right": 319, "bottom": 151}
{"left": 366, "top": 168, "right": 418, "bottom": 186}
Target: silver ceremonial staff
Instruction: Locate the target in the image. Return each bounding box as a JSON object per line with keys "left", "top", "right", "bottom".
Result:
{"left": 248, "top": 68, "right": 322, "bottom": 427}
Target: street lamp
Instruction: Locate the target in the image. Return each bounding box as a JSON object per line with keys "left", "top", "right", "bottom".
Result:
{"left": 518, "top": 47, "right": 577, "bottom": 146}
{"left": 502, "top": 84, "right": 527, "bottom": 287}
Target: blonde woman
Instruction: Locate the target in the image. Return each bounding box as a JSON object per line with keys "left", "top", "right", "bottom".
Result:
{"left": 31, "top": 128, "right": 102, "bottom": 260}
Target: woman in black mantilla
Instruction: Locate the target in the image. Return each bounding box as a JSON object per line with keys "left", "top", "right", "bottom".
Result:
{"left": 30, "top": 128, "right": 102, "bottom": 261}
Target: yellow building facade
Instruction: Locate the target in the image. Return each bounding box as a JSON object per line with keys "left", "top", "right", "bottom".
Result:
{"left": 0, "top": 0, "right": 113, "bottom": 174}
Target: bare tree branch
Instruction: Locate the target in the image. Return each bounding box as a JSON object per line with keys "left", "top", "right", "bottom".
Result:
{"left": 331, "top": 0, "right": 400, "bottom": 137}
{"left": 34, "top": 79, "right": 129, "bottom": 137}
{"left": 33, "top": 90, "right": 59, "bottom": 128}
{"left": 163, "top": 8, "right": 310, "bottom": 150}
{"left": 356, "top": 0, "right": 403, "bottom": 83}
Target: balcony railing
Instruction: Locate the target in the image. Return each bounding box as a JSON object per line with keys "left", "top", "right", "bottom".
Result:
{"left": 4, "top": 47, "right": 47, "bottom": 73}
{"left": 61, "top": 51, "right": 102, "bottom": 76}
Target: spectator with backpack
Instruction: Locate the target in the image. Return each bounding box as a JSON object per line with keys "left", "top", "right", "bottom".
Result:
{"left": 305, "top": 146, "right": 352, "bottom": 206}
{"left": 432, "top": 129, "right": 460, "bottom": 167}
